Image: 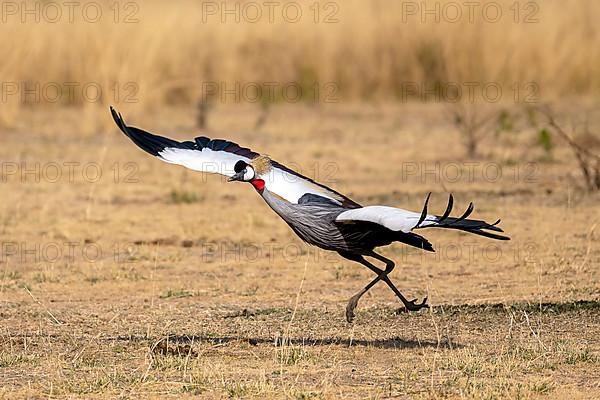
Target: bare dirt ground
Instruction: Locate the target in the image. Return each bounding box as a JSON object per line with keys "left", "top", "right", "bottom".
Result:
{"left": 1, "top": 103, "right": 599, "bottom": 398}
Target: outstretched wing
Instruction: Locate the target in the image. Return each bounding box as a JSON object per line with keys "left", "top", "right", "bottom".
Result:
{"left": 111, "top": 107, "right": 259, "bottom": 178}
{"left": 336, "top": 194, "right": 509, "bottom": 240}
{"left": 112, "top": 107, "right": 361, "bottom": 208}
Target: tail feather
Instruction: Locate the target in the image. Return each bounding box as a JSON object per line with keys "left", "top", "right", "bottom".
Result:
{"left": 432, "top": 216, "right": 509, "bottom": 240}
{"left": 415, "top": 193, "right": 510, "bottom": 241}
{"left": 396, "top": 231, "right": 435, "bottom": 252}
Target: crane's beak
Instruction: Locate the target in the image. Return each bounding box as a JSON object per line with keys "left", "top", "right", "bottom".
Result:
{"left": 227, "top": 171, "right": 245, "bottom": 182}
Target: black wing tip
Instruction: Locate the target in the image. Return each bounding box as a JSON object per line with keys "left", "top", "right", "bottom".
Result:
{"left": 109, "top": 105, "right": 119, "bottom": 123}
{"left": 110, "top": 106, "right": 128, "bottom": 135}
{"left": 109, "top": 107, "right": 175, "bottom": 156}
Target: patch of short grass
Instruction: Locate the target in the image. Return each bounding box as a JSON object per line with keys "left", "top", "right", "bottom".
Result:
{"left": 1, "top": 271, "right": 22, "bottom": 280}
{"left": 0, "top": 353, "right": 37, "bottom": 368}
{"left": 84, "top": 275, "right": 101, "bottom": 285}
{"left": 181, "top": 372, "right": 210, "bottom": 395}
{"left": 169, "top": 190, "right": 204, "bottom": 204}
{"left": 32, "top": 272, "right": 60, "bottom": 284}
{"left": 224, "top": 380, "right": 278, "bottom": 399}
{"left": 159, "top": 288, "right": 195, "bottom": 299}
{"left": 276, "top": 344, "right": 310, "bottom": 366}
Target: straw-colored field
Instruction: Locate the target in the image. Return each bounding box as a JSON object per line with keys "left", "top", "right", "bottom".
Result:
{"left": 1, "top": 0, "right": 600, "bottom": 398}
{"left": 2, "top": 0, "right": 600, "bottom": 129}
{"left": 1, "top": 102, "right": 599, "bottom": 398}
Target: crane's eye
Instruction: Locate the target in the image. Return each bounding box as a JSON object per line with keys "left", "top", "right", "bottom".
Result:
{"left": 234, "top": 160, "right": 247, "bottom": 173}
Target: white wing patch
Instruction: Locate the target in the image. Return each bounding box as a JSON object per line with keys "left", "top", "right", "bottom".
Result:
{"left": 258, "top": 168, "right": 344, "bottom": 205}
{"left": 157, "top": 147, "right": 344, "bottom": 204}
{"left": 158, "top": 147, "right": 252, "bottom": 178}
{"left": 336, "top": 206, "right": 438, "bottom": 233}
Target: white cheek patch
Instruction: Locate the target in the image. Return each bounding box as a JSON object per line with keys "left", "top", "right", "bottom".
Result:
{"left": 243, "top": 167, "right": 255, "bottom": 181}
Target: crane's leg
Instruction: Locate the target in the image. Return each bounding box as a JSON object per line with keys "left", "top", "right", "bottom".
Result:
{"left": 339, "top": 251, "right": 428, "bottom": 322}
{"left": 367, "top": 251, "right": 428, "bottom": 311}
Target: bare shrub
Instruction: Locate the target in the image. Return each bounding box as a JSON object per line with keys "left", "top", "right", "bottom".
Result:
{"left": 446, "top": 103, "right": 498, "bottom": 158}
{"left": 542, "top": 108, "right": 600, "bottom": 191}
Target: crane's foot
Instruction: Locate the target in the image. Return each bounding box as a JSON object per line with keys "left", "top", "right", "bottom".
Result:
{"left": 399, "top": 297, "right": 429, "bottom": 312}
{"left": 345, "top": 291, "right": 365, "bottom": 323}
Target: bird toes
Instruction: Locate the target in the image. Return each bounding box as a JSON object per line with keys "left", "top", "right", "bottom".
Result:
{"left": 345, "top": 294, "right": 362, "bottom": 323}
{"left": 401, "top": 296, "right": 429, "bottom": 312}
{"left": 345, "top": 309, "right": 355, "bottom": 323}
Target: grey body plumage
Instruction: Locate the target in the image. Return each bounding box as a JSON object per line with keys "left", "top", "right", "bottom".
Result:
{"left": 261, "top": 190, "right": 424, "bottom": 254}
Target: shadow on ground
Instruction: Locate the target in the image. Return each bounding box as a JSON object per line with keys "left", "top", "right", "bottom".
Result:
{"left": 101, "top": 300, "right": 600, "bottom": 353}
{"left": 109, "top": 334, "right": 458, "bottom": 350}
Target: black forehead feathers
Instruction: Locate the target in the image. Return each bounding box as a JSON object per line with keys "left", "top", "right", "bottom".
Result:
{"left": 234, "top": 160, "right": 248, "bottom": 173}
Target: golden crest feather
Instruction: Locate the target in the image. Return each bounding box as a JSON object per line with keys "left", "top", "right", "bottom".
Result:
{"left": 251, "top": 155, "right": 272, "bottom": 175}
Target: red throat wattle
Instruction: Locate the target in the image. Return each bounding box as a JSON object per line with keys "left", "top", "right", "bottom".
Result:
{"left": 250, "top": 179, "right": 265, "bottom": 191}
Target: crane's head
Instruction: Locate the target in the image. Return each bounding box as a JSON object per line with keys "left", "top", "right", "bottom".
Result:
{"left": 228, "top": 156, "right": 270, "bottom": 191}
{"left": 228, "top": 160, "right": 256, "bottom": 182}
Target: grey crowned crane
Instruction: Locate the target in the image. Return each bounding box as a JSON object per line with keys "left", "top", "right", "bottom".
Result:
{"left": 111, "top": 107, "right": 509, "bottom": 322}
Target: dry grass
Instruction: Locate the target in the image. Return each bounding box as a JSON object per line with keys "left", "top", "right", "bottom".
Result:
{"left": 2, "top": 0, "right": 600, "bottom": 130}
{"left": 1, "top": 1, "right": 600, "bottom": 396}
{"left": 0, "top": 102, "right": 599, "bottom": 398}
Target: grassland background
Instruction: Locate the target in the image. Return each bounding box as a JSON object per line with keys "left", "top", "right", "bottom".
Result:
{"left": 2, "top": 101, "right": 599, "bottom": 398}
{"left": 1, "top": 0, "right": 600, "bottom": 129}
{"left": 1, "top": 0, "right": 600, "bottom": 399}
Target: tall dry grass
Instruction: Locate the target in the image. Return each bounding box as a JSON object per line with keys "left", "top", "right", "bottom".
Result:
{"left": 0, "top": 0, "right": 599, "bottom": 130}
